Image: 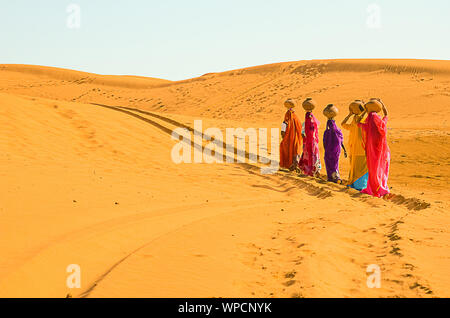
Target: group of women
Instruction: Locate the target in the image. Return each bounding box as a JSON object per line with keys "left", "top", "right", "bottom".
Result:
{"left": 279, "top": 98, "right": 391, "bottom": 198}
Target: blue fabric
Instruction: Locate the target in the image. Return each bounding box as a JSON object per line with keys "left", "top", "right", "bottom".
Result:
{"left": 348, "top": 173, "right": 369, "bottom": 191}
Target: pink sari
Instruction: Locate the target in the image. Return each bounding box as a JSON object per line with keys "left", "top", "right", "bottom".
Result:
{"left": 299, "top": 112, "right": 321, "bottom": 176}
{"left": 359, "top": 113, "right": 391, "bottom": 197}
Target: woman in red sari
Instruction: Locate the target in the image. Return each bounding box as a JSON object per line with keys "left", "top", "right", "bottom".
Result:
{"left": 299, "top": 98, "right": 321, "bottom": 176}
{"left": 359, "top": 99, "right": 391, "bottom": 197}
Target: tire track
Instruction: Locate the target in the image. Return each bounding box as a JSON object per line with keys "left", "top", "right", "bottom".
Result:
{"left": 91, "top": 103, "right": 431, "bottom": 212}
{"left": 77, "top": 200, "right": 268, "bottom": 298}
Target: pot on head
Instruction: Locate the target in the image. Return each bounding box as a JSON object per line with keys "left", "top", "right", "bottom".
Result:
{"left": 365, "top": 98, "right": 382, "bottom": 113}
{"left": 349, "top": 100, "right": 365, "bottom": 115}
{"left": 284, "top": 98, "right": 297, "bottom": 109}
{"left": 302, "top": 98, "right": 317, "bottom": 111}
{"left": 323, "top": 104, "right": 339, "bottom": 119}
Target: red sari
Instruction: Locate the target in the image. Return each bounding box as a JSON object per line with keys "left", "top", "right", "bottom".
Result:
{"left": 359, "top": 113, "right": 391, "bottom": 197}
{"left": 299, "top": 112, "right": 321, "bottom": 176}
{"left": 280, "top": 109, "right": 302, "bottom": 169}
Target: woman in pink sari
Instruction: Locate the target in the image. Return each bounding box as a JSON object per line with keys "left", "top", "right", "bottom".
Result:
{"left": 299, "top": 98, "right": 321, "bottom": 176}
{"left": 359, "top": 99, "right": 391, "bottom": 197}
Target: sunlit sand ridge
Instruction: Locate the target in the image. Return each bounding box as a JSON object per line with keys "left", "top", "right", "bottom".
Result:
{"left": 0, "top": 59, "right": 448, "bottom": 298}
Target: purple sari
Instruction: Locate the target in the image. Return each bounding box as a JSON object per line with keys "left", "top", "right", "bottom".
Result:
{"left": 323, "top": 120, "right": 344, "bottom": 182}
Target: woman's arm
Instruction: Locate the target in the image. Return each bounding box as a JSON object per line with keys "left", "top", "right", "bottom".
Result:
{"left": 342, "top": 144, "right": 348, "bottom": 158}
{"left": 341, "top": 112, "right": 353, "bottom": 126}
{"left": 356, "top": 110, "right": 367, "bottom": 123}
{"left": 281, "top": 121, "right": 288, "bottom": 139}
{"left": 378, "top": 99, "right": 388, "bottom": 118}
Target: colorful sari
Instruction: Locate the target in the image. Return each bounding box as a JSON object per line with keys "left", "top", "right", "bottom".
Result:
{"left": 342, "top": 116, "right": 369, "bottom": 190}
{"left": 323, "top": 119, "right": 343, "bottom": 182}
{"left": 359, "top": 113, "right": 391, "bottom": 197}
{"left": 280, "top": 109, "right": 303, "bottom": 169}
{"left": 299, "top": 112, "right": 321, "bottom": 176}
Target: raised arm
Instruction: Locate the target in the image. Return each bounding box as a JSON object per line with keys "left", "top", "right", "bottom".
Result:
{"left": 378, "top": 99, "right": 388, "bottom": 118}
{"left": 341, "top": 112, "right": 353, "bottom": 126}
{"left": 356, "top": 109, "right": 367, "bottom": 123}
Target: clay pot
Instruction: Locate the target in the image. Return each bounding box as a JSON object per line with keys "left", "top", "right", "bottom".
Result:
{"left": 349, "top": 100, "right": 365, "bottom": 115}
{"left": 323, "top": 104, "right": 339, "bottom": 119}
{"left": 284, "top": 98, "right": 297, "bottom": 109}
{"left": 302, "top": 98, "right": 317, "bottom": 111}
{"left": 365, "top": 98, "right": 382, "bottom": 113}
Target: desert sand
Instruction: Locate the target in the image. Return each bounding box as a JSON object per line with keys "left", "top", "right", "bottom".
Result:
{"left": 0, "top": 59, "right": 449, "bottom": 298}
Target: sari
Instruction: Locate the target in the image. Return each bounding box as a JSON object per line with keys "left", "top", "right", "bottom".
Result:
{"left": 323, "top": 119, "right": 343, "bottom": 182}
{"left": 280, "top": 109, "right": 303, "bottom": 169}
{"left": 359, "top": 113, "right": 391, "bottom": 197}
{"left": 299, "top": 112, "right": 321, "bottom": 176}
{"left": 342, "top": 116, "right": 369, "bottom": 190}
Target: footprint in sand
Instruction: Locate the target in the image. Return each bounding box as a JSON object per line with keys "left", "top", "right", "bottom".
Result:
{"left": 285, "top": 271, "right": 296, "bottom": 279}
{"left": 283, "top": 280, "right": 296, "bottom": 287}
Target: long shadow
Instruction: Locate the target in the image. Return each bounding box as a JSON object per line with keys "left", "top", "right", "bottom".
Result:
{"left": 92, "top": 103, "right": 272, "bottom": 164}
{"left": 251, "top": 184, "right": 298, "bottom": 193}
{"left": 91, "top": 103, "right": 336, "bottom": 195}
{"left": 117, "top": 105, "right": 194, "bottom": 132}
{"left": 116, "top": 105, "right": 279, "bottom": 165}
{"left": 91, "top": 103, "right": 431, "bottom": 211}
{"left": 79, "top": 103, "right": 433, "bottom": 297}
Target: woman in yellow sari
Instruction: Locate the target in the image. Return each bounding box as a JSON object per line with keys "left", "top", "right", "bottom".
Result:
{"left": 341, "top": 100, "right": 369, "bottom": 191}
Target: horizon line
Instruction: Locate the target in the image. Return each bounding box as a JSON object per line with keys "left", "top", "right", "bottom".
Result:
{"left": 2, "top": 58, "right": 449, "bottom": 82}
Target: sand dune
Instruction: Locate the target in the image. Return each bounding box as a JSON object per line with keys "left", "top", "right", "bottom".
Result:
{"left": 0, "top": 64, "right": 172, "bottom": 90}
{"left": 0, "top": 59, "right": 449, "bottom": 298}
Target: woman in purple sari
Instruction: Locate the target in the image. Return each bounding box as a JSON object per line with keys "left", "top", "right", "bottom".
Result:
{"left": 323, "top": 105, "right": 347, "bottom": 183}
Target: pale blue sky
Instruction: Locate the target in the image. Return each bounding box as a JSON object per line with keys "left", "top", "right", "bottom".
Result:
{"left": 1, "top": 0, "right": 449, "bottom": 80}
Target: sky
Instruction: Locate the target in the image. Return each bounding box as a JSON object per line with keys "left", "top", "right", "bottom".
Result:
{"left": 1, "top": 0, "right": 449, "bottom": 80}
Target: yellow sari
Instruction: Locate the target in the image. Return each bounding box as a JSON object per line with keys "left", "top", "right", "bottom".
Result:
{"left": 342, "top": 116, "right": 368, "bottom": 190}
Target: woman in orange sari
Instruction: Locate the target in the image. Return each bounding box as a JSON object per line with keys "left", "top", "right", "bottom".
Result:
{"left": 280, "top": 99, "right": 303, "bottom": 170}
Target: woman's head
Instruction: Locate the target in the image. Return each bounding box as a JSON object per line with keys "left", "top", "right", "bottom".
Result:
{"left": 323, "top": 104, "right": 339, "bottom": 119}
{"left": 349, "top": 100, "right": 365, "bottom": 115}
{"left": 284, "top": 98, "right": 297, "bottom": 109}
{"left": 302, "top": 98, "right": 317, "bottom": 112}
{"left": 365, "top": 98, "right": 382, "bottom": 113}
